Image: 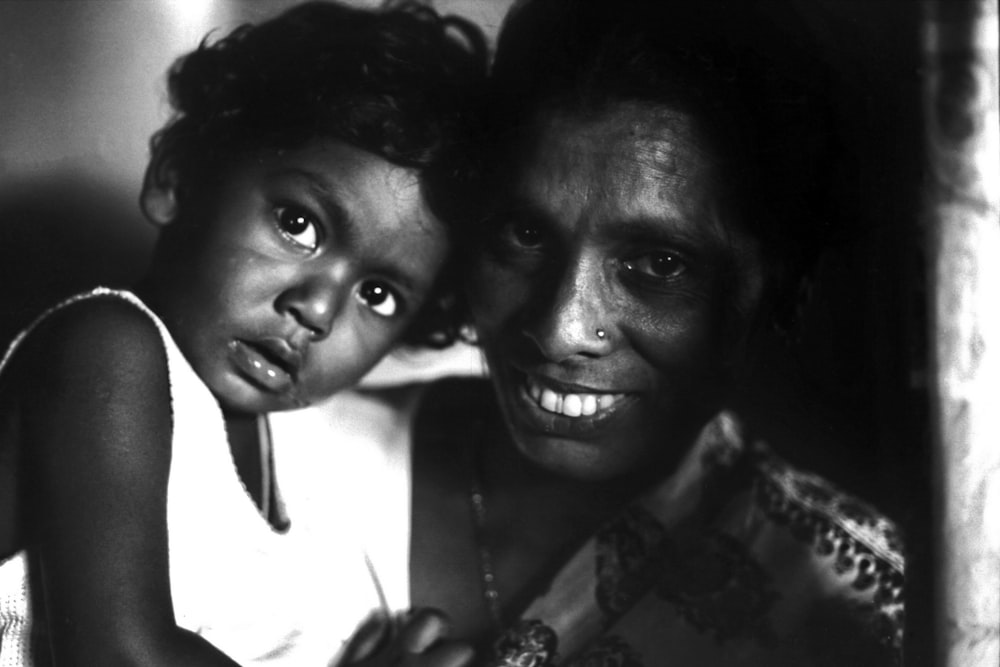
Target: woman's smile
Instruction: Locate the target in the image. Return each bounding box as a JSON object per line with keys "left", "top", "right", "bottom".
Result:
{"left": 497, "top": 364, "right": 641, "bottom": 440}
{"left": 525, "top": 376, "right": 627, "bottom": 418}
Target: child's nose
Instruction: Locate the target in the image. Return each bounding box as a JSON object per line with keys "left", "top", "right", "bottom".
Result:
{"left": 276, "top": 275, "right": 347, "bottom": 341}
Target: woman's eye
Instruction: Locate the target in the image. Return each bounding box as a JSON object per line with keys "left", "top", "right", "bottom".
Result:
{"left": 274, "top": 206, "right": 319, "bottom": 251}
{"left": 356, "top": 280, "right": 399, "bottom": 318}
{"left": 489, "top": 215, "right": 544, "bottom": 251}
{"left": 510, "top": 219, "right": 543, "bottom": 248}
{"left": 623, "top": 251, "right": 686, "bottom": 280}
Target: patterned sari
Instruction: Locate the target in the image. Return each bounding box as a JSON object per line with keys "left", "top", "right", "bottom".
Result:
{"left": 484, "top": 412, "right": 904, "bottom": 667}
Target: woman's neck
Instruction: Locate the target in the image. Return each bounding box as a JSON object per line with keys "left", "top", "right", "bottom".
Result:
{"left": 474, "top": 414, "right": 642, "bottom": 547}
{"left": 476, "top": 413, "right": 661, "bottom": 525}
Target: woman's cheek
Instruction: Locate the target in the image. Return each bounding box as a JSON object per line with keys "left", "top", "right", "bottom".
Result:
{"left": 629, "top": 296, "right": 720, "bottom": 374}
{"left": 469, "top": 258, "right": 531, "bottom": 331}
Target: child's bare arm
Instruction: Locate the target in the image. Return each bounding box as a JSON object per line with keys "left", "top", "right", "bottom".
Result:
{"left": 19, "top": 299, "right": 240, "bottom": 666}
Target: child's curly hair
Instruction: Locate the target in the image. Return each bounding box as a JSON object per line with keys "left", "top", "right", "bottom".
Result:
{"left": 150, "top": 1, "right": 486, "bottom": 347}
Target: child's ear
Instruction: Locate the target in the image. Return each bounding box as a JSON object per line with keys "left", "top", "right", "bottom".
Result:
{"left": 140, "top": 152, "right": 180, "bottom": 226}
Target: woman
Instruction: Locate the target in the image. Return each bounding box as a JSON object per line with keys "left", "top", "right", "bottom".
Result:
{"left": 407, "top": 1, "right": 904, "bottom": 665}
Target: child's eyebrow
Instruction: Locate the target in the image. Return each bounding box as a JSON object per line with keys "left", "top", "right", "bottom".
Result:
{"left": 271, "top": 166, "right": 434, "bottom": 295}
{"left": 374, "top": 263, "right": 419, "bottom": 294}
{"left": 270, "top": 167, "right": 354, "bottom": 241}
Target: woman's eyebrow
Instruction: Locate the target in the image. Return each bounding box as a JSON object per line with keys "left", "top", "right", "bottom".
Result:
{"left": 488, "top": 194, "right": 557, "bottom": 225}
{"left": 601, "top": 216, "right": 715, "bottom": 252}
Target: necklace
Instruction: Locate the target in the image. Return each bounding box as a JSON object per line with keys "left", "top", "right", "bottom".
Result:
{"left": 469, "top": 444, "right": 504, "bottom": 631}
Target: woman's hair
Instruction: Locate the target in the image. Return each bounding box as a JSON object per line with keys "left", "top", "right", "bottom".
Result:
{"left": 488, "top": 0, "right": 841, "bottom": 334}
{"left": 150, "top": 0, "right": 487, "bottom": 347}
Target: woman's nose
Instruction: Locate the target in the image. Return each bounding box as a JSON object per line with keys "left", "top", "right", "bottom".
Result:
{"left": 523, "top": 258, "right": 613, "bottom": 362}
{"left": 275, "top": 269, "right": 349, "bottom": 341}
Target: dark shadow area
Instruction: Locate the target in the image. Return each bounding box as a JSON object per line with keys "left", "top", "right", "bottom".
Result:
{"left": 730, "top": 1, "right": 928, "bottom": 526}
{"left": 0, "top": 169, "right": 154, "bottom": 352}
{"left": 730, "top": 8, "right": 931, "bottom": 659}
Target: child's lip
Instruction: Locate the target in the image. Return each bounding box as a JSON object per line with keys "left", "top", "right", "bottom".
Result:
{"left": 251, "top": 337, "right": 304, "bottom": 376}
{"left": 228, "top": 338, "right": 302, "bottom": 393}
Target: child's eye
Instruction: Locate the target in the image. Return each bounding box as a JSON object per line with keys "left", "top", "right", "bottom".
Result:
{"left": 622, "top": 251, "right": 687, "bottom": 280}
{"left": 355, "top": 280, "right": 400, "bottom": 318}
{"left": 274, "top": 205, "right": 319, "bottom": 251}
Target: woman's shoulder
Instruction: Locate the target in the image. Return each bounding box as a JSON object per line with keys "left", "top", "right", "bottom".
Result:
{"left": 744, "top": 447, "right": 905, "bottom": 656}
{"left": 752, "top": 449, "right": 904, "bottom": 572}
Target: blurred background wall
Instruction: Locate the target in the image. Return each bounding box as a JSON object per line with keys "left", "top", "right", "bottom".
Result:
{"left": 0, "top": 0, "right": 926, "bottom": 520}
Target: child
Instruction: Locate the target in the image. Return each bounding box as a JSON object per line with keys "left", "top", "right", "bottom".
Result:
{"left": 0, "top": 2, "right": 484, "bottom": 665}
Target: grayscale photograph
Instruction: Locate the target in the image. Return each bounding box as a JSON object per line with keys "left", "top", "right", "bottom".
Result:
{"left": 0, "top": 1, "right": 997, "bottom": 665}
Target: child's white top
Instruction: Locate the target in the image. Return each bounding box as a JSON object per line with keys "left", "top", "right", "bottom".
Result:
{"left": 0, "top": 287, "right": 412, "bottom": 665}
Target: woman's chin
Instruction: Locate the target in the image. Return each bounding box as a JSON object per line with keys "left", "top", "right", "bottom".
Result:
{"left": 509, "top": 430, "right": 643, "bottom": 481}
{"left": 497, "top": 388, "right": 654, "bottom": 481}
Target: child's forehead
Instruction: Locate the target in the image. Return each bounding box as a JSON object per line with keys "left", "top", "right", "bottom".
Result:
{"left": 212, "top": 139, "right": 448, "bottom": 281}
{"left": 245, "top": 140, "right": 418, "bottom": 179}
{"left": 235, "top": 139, "right": 426, "bottom": 208}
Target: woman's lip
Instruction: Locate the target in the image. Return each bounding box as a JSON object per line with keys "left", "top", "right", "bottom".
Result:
{"left": 501, "top": 368, "right": 639, "bottom": 438}
{"left": 228, "top": 339, "right": 297, "bottom": 394}
{"left": 520, "top": 371, "right": 627, "bottom": 396}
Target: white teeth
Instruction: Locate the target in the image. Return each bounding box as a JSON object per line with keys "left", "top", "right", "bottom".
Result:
{"left": 540, "top": 388, "right": 559, "bottom": 412}
{"left": 525, "top": 379, "right": 624, "bottom": 418}
{"left": 529, "top": 383, "right": 542, "bottom": 401}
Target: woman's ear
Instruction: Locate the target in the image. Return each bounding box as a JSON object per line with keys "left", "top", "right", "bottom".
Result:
{"left": 140, "top": 152, "right": 180, "bottom": 226}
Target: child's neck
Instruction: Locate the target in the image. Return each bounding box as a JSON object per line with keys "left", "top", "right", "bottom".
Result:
{"left": 223, "top": 409, "right": 283, "bottom": 529}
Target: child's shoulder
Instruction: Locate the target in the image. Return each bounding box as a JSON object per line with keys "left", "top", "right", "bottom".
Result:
{"left": 16, "top": 289, "right": 163, "bottom": 362}
{"left": 3, "top": 289, "right": 170, "bottom": 412}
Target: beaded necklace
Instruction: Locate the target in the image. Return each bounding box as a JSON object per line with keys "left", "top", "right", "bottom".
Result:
{"left": 468, "top": 436, "right": 504, "bottom": 631}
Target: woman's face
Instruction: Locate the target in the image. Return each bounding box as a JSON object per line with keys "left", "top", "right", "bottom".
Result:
{"left": 471, "top": 103, "right": 763, "bottom": 481}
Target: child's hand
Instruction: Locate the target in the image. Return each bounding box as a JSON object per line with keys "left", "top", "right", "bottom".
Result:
{"left": 336, "top": 608, "right": 474, "bottom": 667}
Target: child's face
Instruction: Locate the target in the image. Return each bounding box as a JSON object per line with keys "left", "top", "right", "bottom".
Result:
{"left": 149, "top": 139, "right": 450, "bottom": 413}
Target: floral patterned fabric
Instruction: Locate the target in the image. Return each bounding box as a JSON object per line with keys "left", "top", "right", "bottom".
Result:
{"left": 485, "top": 412, "right": 904, "bottom": 667}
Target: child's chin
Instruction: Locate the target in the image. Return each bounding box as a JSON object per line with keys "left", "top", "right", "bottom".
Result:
{"left": 213, "top": 378, "right": 309, "bottom": 414}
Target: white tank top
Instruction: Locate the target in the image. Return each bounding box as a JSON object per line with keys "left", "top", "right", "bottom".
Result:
{"left": 0, "top": 288, "right": 413, "bottom": 665}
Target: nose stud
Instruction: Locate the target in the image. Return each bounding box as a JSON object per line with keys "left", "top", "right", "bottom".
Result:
{"left": 596, "top": 328, "right": 606, "bottom": 340}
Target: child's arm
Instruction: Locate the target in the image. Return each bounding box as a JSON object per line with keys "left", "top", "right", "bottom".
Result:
{"left": 19, "top": 299, "right": 241, "bottom": 666}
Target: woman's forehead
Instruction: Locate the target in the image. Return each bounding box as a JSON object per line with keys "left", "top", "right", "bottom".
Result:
{"left": 499, "top": 101, "right": 761, "bottom": 274}
{"left": 507, "top": 104, "right": 717, "bottom": 218}
{"left": 524, "top": 103, "right": 712, "bottom": 179}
